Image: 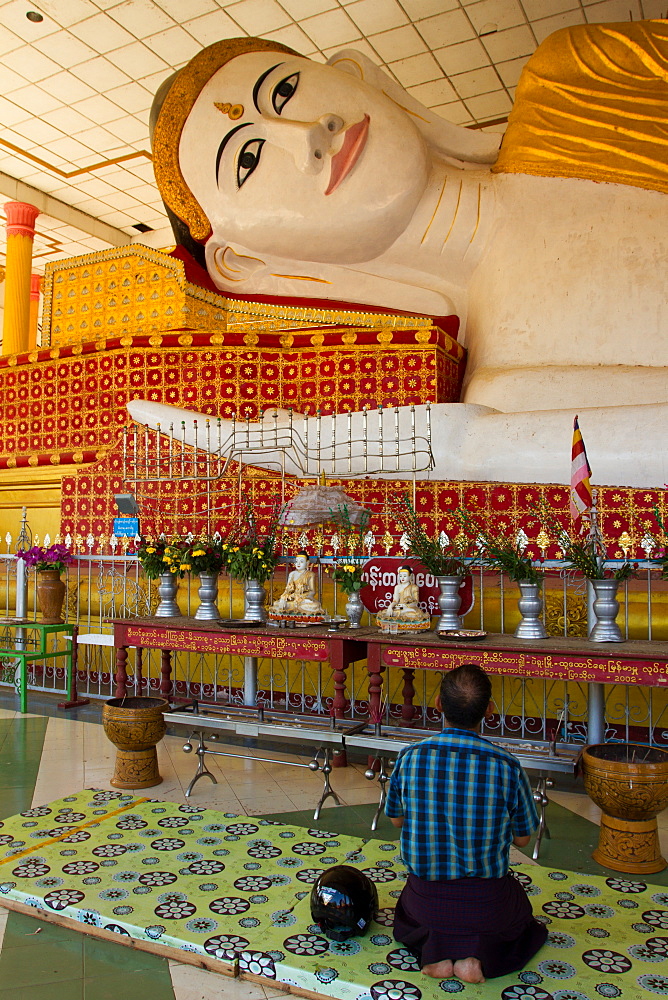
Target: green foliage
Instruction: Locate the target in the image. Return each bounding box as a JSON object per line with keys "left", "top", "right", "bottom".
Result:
{"left": 181, "top": 538, "right": 225, "bottom": 575}
{"left": 392, "top": 494, "right": 472, "bottom": 577}
{"left": 330, "top": 561, "right": 365, "bottom": 594}
{"left": 452, "top": 506, "right": 542, "bottom": 584}
{"left": 221, "top": 500, "right": 282, "bottom": 584}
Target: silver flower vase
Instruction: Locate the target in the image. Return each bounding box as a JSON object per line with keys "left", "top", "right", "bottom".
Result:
{"left": 515, "top": 581, "right": 547, "bottom": 639}
{"left": 589, "top": 578, "right": 623, "bottom": 642}
{"left": 194, "top": 570, "right": 221, "bottom": 621}
{"left": 436, "top": 575, "right": 463, "bottom": 631}
{"left": 155, "top": 571, "right": 181, "bottom": 617}
{"left": 345, "top": 590, "right": 364, "bottom": 629}
{"left": 244, "top": 578, "right": 267, "bottom": 623}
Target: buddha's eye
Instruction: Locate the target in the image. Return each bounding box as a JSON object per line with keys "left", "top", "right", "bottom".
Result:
{"left": 272, "top": 72, "right": 299, "bottom": 115}
{"left": 237, "top": 138, "right": 264, "bottom": 188}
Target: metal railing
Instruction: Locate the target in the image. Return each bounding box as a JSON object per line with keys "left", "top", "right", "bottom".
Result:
{"left": 1, "top": 542, "right": 667, "bottom": 747}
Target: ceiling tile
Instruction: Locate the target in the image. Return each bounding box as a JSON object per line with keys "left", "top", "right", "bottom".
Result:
{"left": 109, "top": 40, "right": 169, "bottom": 77}
{"left": 0, "top": 95, "right": 32, "bottom": 127}
{"left": 482, "top": 24, "right": 535, "bottom": 62}
{"left": 464, "top": 0, "right": 527, "bottom": 34}
{"left": 464, "top": 89, "right": 513, "bottom": 119}
{"left": 69, "top": 12, "right": 137, "bottom": 53}
{"left": 367, "top": 24, "right": 428, "bottom": 61}
{"left": 40, "top": 69, "right": 97, "bottom": 104}
{"left": 74, "top": 125, "right": 124, "bottom": 152}
{"left": 640, "top": 0, "right": 668, "bottom": 15}
{"left": 98, "top": 209, "right": 137, "bottom": 226}
{"left": 75, "top": 176, "right": 119, "bottom": 197}
{"left": 433, "top": 98, "right": 476, "bottom": 125}
{"left": 90, "top": 0, "right": 127, "bottom": 9}
{"left": 103, "top": 190, "right": 143, "bottom": 211}
{"left": 451, "top": 64, "right": 500, "bottom": 99}
{"left": 125, "top": 181, "right": 160, "bottom": 201}
{"left": 37, "top": 0, "right": 100, "bottom": 28}
{"left": 399, "top": 0, "right": 460, "bottom": 18}
{"left": 301, "top": 8, "right": 362, "bottom": 48}
{"left": 532, "top": 10, "right": 585, "bottom": 44}
{"left": 155, "top": 0, "right": 218, "bottom": 17}
{"left": 4, "top": 44, "right": 64, "bottom": 81}
{"left": 48, "top": 105, "right": 99, "bottom": 134}
{"left": 582, "top": 0, "right": 642, "bottom": 17}
{"left": 70, "top": 93, "right": 127, "bottom": 124}
{"left": 407, "top": 76, "right": 457, "bottom": 106}
{"left": 417, "top": 9, "right": 477, "bottom": 49}
{"left": 71, "top": 55, "right": 132, "bottom": 89}
{"left": 0, "top": 152, "right": 40, "bottom": 179}
{"left": 107, "top": 0, "right": 175, "bottom": 37}
{"left": 146, "top": 25, "right": 203, "bottom": 65}
{"left": 495, "top": 55, "right": 530, "bottom": 88}
{"left": 137, "top": 67, "right": 175, "bottom": 94}
{"left": 224, "top": 0, "right": 292, "bottom": 35}
{"left": 279, "top": 0, "right": 338, "bottom": 18}
{"left": 7, "top": 84, "right": 63, "bottom": 115}
{"left": 388, "top": 51, "right": 442, "bottom": 87}
{"left": 105, "top": 81, "right": 153, "bottom": 113}
{"left": 182, "top": 10, "right": 241, "bottom": 46}
{"left": 520, "top": 0, "right": 578, "bottom": 17}
{"left": 103, "top": 116, "right": 148, "bottom": 143}
{"left": 45, "top": 136, "right": 96, "bottom": 163}
{"left": 345, "top": 0, "right": 409, "bottom": 35}
{"left": 14, "top": 117, "right": 64, "bottom": 146}
{"left": 260, "top": 23, "right": 319, "bottom": 54}
{"left": 0, "top": 24, "right": 23, "bottom": 56}
{"left": 33, "top": 30, "right": 98, "bottom": 67}
{"left": 433, "top": 38, "right": 490, "bottom": 75}
{"left": 0, "top": 63, "right": 28, "bottom": 94}
{"left": 0, "top": 0, "right": 59, "bottom": 40}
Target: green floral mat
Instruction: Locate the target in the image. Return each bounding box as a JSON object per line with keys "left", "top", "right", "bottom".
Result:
{"left": 0, "top": 790, "right": 667, "bottom": 999}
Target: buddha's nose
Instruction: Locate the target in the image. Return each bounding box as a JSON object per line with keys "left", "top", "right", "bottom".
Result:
{"left": 269, "top": 114, "right": 344, "bottom": 174}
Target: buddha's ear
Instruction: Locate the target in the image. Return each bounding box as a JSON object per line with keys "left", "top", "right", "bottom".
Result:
{"left": 326, "top": 47, "right": 500, "bottom": 166}
{"left": 205, "top": 241, "right": 265, "bottom": 287}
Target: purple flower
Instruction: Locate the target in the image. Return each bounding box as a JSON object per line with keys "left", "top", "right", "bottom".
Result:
{"left": 16, "top": 544, "right": 73, "bottom": 573}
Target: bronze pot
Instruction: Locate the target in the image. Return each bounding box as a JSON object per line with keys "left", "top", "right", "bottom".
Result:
{"left": 102, "top": 696, "right": 168, "bottom": 789}
{"left": 581, "top": 743, "right": 668, "bottom": 874}
{"left": 36, "top": 569, "right": 66, "bottom": 625}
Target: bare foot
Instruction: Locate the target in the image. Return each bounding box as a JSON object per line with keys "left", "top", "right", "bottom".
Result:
{"left": 453, "top": 957, "right": 485, "bottom": 983}
{"left": 422, "top": 959, "right": 454, "bottom": 978}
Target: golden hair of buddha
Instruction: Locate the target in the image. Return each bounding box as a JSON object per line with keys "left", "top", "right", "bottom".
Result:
{"left": 152, "top": 36, "right": 298, "bottom": 242}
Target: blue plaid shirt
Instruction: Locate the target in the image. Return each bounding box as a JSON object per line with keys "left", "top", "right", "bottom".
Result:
{"left": 385, "top": 729, "right": 539, "bottom": 881}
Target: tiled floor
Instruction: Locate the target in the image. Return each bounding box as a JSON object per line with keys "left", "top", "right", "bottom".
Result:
{"left": 0, "top": 701, "right": 667, "bottom": 999}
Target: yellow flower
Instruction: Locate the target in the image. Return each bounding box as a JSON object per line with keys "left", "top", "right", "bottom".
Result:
{"left": 145, "top": 546, "right": 156, "bottom": 554}
{"left": 192, "top": 549, "right": 205, "bottom": 557}
{"left": 222, "top": 544, "right": 228, "bottom": 550}
{"left": 162, "top": 555, "right": 172, "bottom": 563}
{"left": 232, "top": 546, "right": 239, "bottom": 552}
{"left": 170, "top": 566, "right": 178, "bottom": 573}
{"left": 344, "top": 564, "right": 356, "bottom": 572}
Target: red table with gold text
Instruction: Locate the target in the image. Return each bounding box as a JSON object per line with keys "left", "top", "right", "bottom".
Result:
{"left": 364, "top": 631, "right": 668, "bottom": 742}
{"left": 110, "top": 617, "right": 368, "bottom": 716}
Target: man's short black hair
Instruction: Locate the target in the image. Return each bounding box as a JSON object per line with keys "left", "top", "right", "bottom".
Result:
{"left": 439, "top": 663, "right": 492, "bottom": 729}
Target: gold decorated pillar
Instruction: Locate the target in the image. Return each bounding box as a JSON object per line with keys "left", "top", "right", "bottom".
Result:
{"left": 29, "top": 273, "right": 42, "bottom": 351}
{"left": 2, "top": 202, "right": 39, "bottom": 356}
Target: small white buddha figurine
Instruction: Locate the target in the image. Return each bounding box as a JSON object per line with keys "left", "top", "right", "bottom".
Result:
{"left": 268, "top": 551, "right": 326, "bottom": 622}
{"left": 376, "top": 565, "right": 431, "bottom": 633}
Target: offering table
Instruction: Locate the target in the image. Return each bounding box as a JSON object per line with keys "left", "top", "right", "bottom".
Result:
{"left": 364, "top": 632, "right": 668, "bottom": 743}
{"left": 109, "top": 617, "right": 368, "bottom": 716}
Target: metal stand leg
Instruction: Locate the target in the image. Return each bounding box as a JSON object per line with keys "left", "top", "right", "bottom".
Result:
{"left": 183, "top": 733, "right": 218, "bottom": 797}
{"left": 364, "top": 757, "right": 391, "bottom": 832}
{"left": 532, "top": 775, "right": 553, "bottom": 860}
{"left": 313, "top": 748, "right": 341, "bottom": 820}
{"left": 587, "top": 682, "right": 605, "bottom": 744}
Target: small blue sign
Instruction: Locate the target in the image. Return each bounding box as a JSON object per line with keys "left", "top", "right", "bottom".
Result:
{"left": 113, "top": 517, "right": 139, "bottom": 537}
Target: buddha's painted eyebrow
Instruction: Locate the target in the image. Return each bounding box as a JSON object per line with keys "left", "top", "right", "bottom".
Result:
{"left": 253, "top": 62, "right": 282, "bottom": 112}
{"left": 215, "top": 122, "right": 249, "bottom": 184}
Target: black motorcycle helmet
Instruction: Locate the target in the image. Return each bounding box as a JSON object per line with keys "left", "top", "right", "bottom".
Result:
{"left": 310, "top": 865, "right": 379, "bottom": 941}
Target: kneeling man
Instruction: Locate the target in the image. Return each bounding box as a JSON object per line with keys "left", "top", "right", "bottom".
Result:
{"left": 385, "top": 663, "right": 547, "bottom": 983}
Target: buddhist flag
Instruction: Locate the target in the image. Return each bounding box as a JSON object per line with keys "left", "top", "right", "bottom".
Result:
{"left": 570, "top": 415, "right": 592, "bottom": 530}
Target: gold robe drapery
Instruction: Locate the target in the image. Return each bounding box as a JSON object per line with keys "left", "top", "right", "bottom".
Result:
{"left": 493, "top": 20, "right": 668, "bottom": 195}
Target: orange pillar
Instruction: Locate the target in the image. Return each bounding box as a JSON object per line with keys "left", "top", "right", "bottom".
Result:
{"left": 29, "top": 273, "right": 42, "bottom": 350}
{"left": 2, "top": 201, "right": 39, "bottom": 356}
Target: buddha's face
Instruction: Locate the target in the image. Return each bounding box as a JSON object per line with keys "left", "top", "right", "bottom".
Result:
{"left": 295, "top": 554, "right": 308, "bottom": 571}
{"left": 179, "top": 51, "right": 430, "bottom": 265}
{"left": 398, "top": 569, "right": 411, "bottom": 585}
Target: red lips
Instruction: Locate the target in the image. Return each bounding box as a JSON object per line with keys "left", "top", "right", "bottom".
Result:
{"left": 325, "top": 114, "right": 370, "bottom": 196}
